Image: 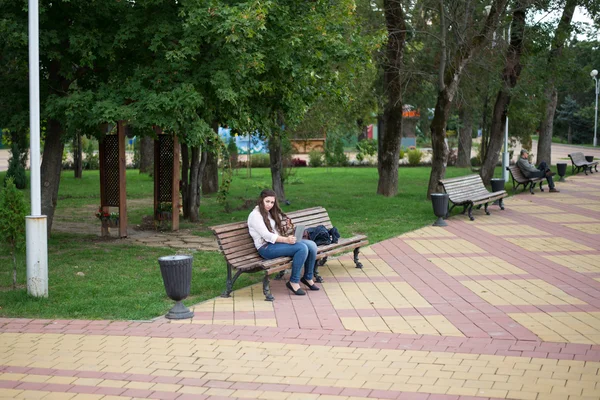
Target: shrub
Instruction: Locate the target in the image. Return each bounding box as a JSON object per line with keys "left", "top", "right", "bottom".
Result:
{"left": 249, "top": 153, "right": 270, "bottom": 168}
{"left": 470, "top": 156, "right": 481, "bottom": 167}
{"left": 325, "top": 138, "right": 348, "bottom": 167}
{"left": 0, "top": 178, "right": 28, "bottom": 289}
{"left": 399, "top": 147, "right": 406, "bottom": 160}
{"left": 355, "top": 139, "right": 377, "bottom": 162}
{"left": 291, "top": 158, "right": 307, "bottom": 167}
{"left": 5, "top": 143, "right": 27, "bottom": 189}
{"left": 83, "top": 141, "right": 99, "bottom": 170}
{"left": 407, "top": 148, "right": 423, "bottom": 166}
{"left": 308, "top": 150, "right": 324, "bottom": 167}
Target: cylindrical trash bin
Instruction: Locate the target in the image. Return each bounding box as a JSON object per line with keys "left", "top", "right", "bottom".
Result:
{"left": 585, "top": 155, "right": 594, "bottom": 163}
{"left": 431, "top": 193, "right": 449, "bottom": 227}
{"left": 490, "top": 178, "right": 505, "bottom": 207}
{"left": 557, "top": 163, "right": 567, "bottom": 182}
{"left": 158, "top": 255, "right": 194, "bottom": 319}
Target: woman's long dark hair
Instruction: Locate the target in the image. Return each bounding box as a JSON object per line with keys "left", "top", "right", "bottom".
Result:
{"left": 257, "top": 189, "right": 287, "bottom": 233}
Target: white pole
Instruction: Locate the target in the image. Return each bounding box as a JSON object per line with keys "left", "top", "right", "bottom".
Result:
{"left": 594, "top": 77, "right": 598, "bottom": 147}
{"left": 502, "top": 117, "right": 509, "bottom": 182}
{"left": 27, "top": 0, "right": 48, "bottom": 297}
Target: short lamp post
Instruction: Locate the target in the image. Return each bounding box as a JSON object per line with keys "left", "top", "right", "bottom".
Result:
{"left": 591, "top": 69, "right": 599, "bottom": 147}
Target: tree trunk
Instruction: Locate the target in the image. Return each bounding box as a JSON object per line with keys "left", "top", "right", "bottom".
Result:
{"left": 480, "top": 0, "right": 528, "bottom": 184}
{"left": 73, "top": 134, "right": 82, "bottom": 179}
{"left": 567, "top": 124, "right": 572, "bottom": 144}
{"left": 427, "top": 90, "right": 452, "bottom": 196}
{"left": 201, "top": 151, "right": 219, "bottom": 195}
{"left": 188, "top": 146, "right": 201, "bottom": 222}
{"left": 139, "top": 136, "right": 154, "bottom": 174}
{"left": 377, "top": 0, "right": 407, "bottom": 197}
{"left": 538, "top": 87, "right": 558, "bottom": 163}
{"left": 457, "top": 107, "right": 473, "bottom": 167}
{"left": 12, "top": 250, "right": 17, "bottom": 290}
{"left": 41, "top": 119, "right": 66, "bottom": 235}
{"left": 181, "top": 144, "right": 190, "bottom": 218}
{"left": 269, "top": 129, "right": 286, "bottom": 202}
{"left": 536, "top": 0, "right": 577, "bottom": 165}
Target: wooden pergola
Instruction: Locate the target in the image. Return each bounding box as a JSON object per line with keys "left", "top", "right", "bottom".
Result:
{"left": 98, "top": 122, "right": 180, "bottom": 237}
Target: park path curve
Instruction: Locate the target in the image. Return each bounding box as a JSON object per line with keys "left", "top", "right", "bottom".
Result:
{"left": 2, "top": 172, "right": 600, "bottom": 399}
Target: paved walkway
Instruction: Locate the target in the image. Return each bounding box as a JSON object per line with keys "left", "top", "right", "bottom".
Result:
{"left": 2, "top": 174, "right": 600, "bottom": 400}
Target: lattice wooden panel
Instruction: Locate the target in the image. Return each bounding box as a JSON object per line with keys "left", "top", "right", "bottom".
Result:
{"left": 102, "top": 135, "right": 120, "bottom": 207}
{"left": 157, "top": 135, "right": 173, "bottom": 202}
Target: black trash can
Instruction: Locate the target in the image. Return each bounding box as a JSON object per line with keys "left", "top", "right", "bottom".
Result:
{"left": 490, "top": 178, "right": 505, "bottom": 207}
{"left": 158, "top": 255, "right": 194, "bottom": 319}
{"left": 585, "top": 155, "right": 594, "bottom": 163}
{"left": 557, "top": 163, "right": 567, "bottom": 182}
{"left": 431, "top": 193, "right": 449, "bottom": 227}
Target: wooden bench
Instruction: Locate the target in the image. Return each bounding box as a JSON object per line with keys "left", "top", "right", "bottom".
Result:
{"left": 439, "top": 174, "right": 507, "bottom": 221}
{"left": 211, "top": 207, "right": 368, "bottom": 301}
{"left": 568, "top": 152, "right": 598, "bottom": 175}
{"left": 506, "top": 165, "right": 545, "bottom": 194}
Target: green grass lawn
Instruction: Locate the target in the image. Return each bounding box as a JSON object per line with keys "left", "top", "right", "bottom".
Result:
{"left": 0, "top": 165, "right": 500, "bottom": 320}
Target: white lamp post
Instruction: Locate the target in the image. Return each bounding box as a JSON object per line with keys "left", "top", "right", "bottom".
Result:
{"left": 591, "top": 69, "right": 599, "bottom": 147}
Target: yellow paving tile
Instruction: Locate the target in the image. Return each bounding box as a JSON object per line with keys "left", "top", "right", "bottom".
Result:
{"left": 461, "top": 279, "right": 586, "bottom": 306}
{"left": 544, "top": 254, "right": 600, "bottom": 273}
{"left": 322, "top": 281, "right": 431, "bottom": 310}
{"left": 405, "top": 239, "right": 486, "bottom": 255}
{"left": 429, "top": 256, "right": 527, "bottom": 276}
{"left": 564, "top": 223, "right": 600, "bottom": 234}
{"left": 506, "top": 237, "right": 593, "bottom": 252}
{"left": 509, "top": 205, "right": 564, "bottom": 214}
{"left": 401, "top": 226, "right": 456, "bottom": 238}
{"left": 502, "top": 198, "right": 539, "bottom": 206}
{"left": 509, "top": 312, "right": 600, "bottom": 344}
{"left": 532, "top": 213, "right": 599, "bottom": 223}
{"left": 474, "top": 224, "right": 550, "bottom": 236}
{"left": 576, "top": 204, "right": 600, "bottom": 212}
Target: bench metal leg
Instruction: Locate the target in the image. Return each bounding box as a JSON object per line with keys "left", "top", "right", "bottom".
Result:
{"left": 274, "top": 270, "right": 286, "bottom": 280}
{"left": 539, "top": 181, "right": 544, "bottom": 192}
{"left": 499, "top": 198, "right": 504, "bottom": 210}
{"left": 584, "top": 166, "right": 589, "bottom": 175}
{"left": 529, "top": 182, "right": 535, "bottom": 194}
{"left": 314, "top": 257, "right": 327, "bottom": 283}
{"left": 467, "top": 204, "right": 475, "bottom": 221}
{"left": 484, "top": 203, "right": 490, "bottom": 215}
{"left": 353, "top": 248, "right": 363, "bottom": 269}
{"left": 263, "top": 272, "right": 274, "bottom": 302}
{"left": 222, "top": 264, "right": 243, "bottom": 298}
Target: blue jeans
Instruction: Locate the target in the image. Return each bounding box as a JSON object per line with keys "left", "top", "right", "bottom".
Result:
{"left": 258, "top": 240, "right": 317, "bottom": 283}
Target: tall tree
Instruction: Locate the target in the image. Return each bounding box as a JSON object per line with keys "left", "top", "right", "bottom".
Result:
{"left": 377, "top": 0, "right": 407, "bottom": 197}
{"left": 427, "top": 0, "right": 509, "bottom": 197}
{"left": 480, "top": 0, "right": 531, "bottom": 184}
{"left": 536, "top": 0, "right": 577, "bottom": 164}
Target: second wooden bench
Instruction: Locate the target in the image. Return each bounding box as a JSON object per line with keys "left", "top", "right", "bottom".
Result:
{"left": 569, "top": 152, "right": 598, "bottom": 175}
{"left": 439, "top": 174, "right": 507, "bottom": 221}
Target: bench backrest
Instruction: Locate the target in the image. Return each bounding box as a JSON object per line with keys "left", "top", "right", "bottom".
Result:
{"left": 506, "top": 165, "right": 529, "bottom": 183}
{"left": 569, "top": 152, "right": 586, "bottom": 164}
{"left": 439, "top": 174, "right": 491, "bottom": 200}
{"left": 211, "top": 207, "right": 332, "bottom": 268}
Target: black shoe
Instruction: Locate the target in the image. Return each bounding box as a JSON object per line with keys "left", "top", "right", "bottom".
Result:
{"left": 286, "top": 281, "right": 306, "bottom": 295}
{"left": 301, "top": 277, "right": 320, "bottom": 291}
{"left": 549, "top": 188, "right": 560, "bottom": 193}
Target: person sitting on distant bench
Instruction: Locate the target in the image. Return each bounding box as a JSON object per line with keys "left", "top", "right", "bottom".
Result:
{"left": 516, "top": 149, "right": 560, "bottom": 193}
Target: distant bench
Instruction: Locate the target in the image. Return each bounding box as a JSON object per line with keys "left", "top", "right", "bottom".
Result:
{"left": 211, "top": 207, "right": 368, "bottom": 301}
{"left": 439, "top": 174, "right": 507, "bottom": 221}
{"left": 506, "top": 165, "right": 545, "bottom": 194}
{"left": 569, "top": 152, "right": 598, "bottom": 175}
